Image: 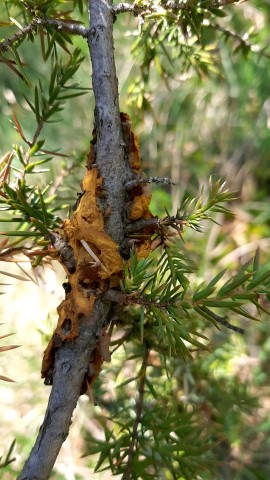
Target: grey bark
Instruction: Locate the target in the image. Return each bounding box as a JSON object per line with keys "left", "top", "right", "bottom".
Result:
{"left": 17, "top": 304, "right": 110, "bottom": 480}
{"left": 18, "top": 0, "right": 126, "bottom": 478}
{"left": 88, "top": 0, "right": 126, "bottom": 242}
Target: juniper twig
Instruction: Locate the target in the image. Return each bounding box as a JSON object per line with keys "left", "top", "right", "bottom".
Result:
{"left": 202, "top": 306, "right": 245, "bottom": 334}
{"left": 126, "top": 176, "right": 176, "bottom": 190}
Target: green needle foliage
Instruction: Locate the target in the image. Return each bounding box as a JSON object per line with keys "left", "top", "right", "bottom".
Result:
{"left": 0, "top": 27, "right": 88, "bottom": 261}
{"left": 120, "top": 186, "right": 270, "bottom": 359}
{"left": 0, "top": 179, "right": 60, "bottom": 236}
{"left": 84, "top": 181, "right": 270, "bottom": 479}
{"left": 23, "top": 49, "right": 88, "bottom": 125}
{"left": 127, "top": 0, "right": 268, "bottom": 110}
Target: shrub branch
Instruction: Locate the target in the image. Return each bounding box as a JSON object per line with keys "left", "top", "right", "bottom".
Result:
{"left": 17, "top": 1, "right": 126, "bottom": 478}
{"left": 125, "top": 345, "right": 149, "bottom": 480}
{"left": 0, "top": 17, "right": 88, "bottom": 54}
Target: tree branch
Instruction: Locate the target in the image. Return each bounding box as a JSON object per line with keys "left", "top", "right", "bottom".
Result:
{"left": 112, "top": 0, "right": 246, "bottom": 15}
{"left": 88, "top": 0, "right": 127, "bottom": 243}
{"left": 0, "top": 17, "right": 88, "bottom": 54}
{"left": 124, "top": 345, "right": 149, "bottom": 479}
{"left": 18, "top": 0, "right": 127, "bottom": 478}
{"left": 35, "top": 17, "right": 88, "bottom": 38}
{"left": 214, "top": 23, "right": 267, "bottom": 57}
{"left": 0, "top": 20, "right": 36, "bottom": 54}
{"left": 125, "top": 175, "right": 176, "bottom": 189}
{"left": 201, "top": 306, "right": 245, "bottom": 334}
{"left": 101, "top": 288, "right": 172, "bottom": 308}
{"left": 112, "top": 2, "right": 139, "bottom": 14}
{"left": 17, "top": 303, "right": 110, "bottom": 480}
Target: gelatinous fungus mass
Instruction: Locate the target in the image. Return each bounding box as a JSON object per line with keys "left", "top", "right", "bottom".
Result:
{"left": 42, "top": 114, "right": 154, "bottom": 384}
{"left": 41, "top": 168, "right": 123, "bottom": 379}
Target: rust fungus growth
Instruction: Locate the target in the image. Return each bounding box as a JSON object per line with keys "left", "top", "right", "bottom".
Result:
{"left": 121, "top": 112, "right": 155, "bottom": 259}
{"left": 42, "top": 114, "right": 155, "bottom": 387}
{"left": 41, "top": 167, "right": 123, "bottom": 380}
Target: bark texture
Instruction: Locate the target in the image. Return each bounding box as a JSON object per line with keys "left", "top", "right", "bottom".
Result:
{"left": 18, "top": 1, "right": 126, "bottom": 478}
{"left": 17, "top": 304, "right": 109, "bottom": 480}
{"left": 88, "top": 0, "right": 126, "bottom": 242}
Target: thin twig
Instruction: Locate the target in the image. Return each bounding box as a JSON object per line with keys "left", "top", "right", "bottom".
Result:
{"left": 23, "top": 118, "right": 46, "bottom": 165}
{"left": 103, "top": 290, "right": 245, "bottom": 334}
{"left": 214, "top": 23, "right": 268, "bottom": 57}
{"left": 125, "top": 345, "right": 149, "bottom": 480}
{"left": 110, "top": 329, "right": 132, "bottom": 346}
{"left": 162, "top": 0, "right": 247, "bottom": 7}
{"left": 0, "top": 16, "right": 88, "bottom": 54}
{"left": 202, "top": 306, "right": 245, "bottom": 334}
{"left": 212, "top": 0, "right": 247, "bottom": 6}
{"left": 216, "top": 24, "right": 252, "bottom": 47}
{"left": 126, "top": 176, "right": 176, "bottom": 190}
{"left": 111, "top": 2, "right": 139, "bottom": 14}
{"left": 101, "top": 289, "right": 170, "bottom": 308}
{"left": 30, "top": 120, "right": 45, "bottom": 146}
{"left": 124, "top": 217, "right": 159, "bottom": 235}
{"left": 49, "top": 232, "right": 77, "bottom": 273}
{"left": 0, "top": 20, "right": 36, "bottom": 53}
{"left": 35, "top": 17, "right": 88, "bottom": 37}
{"left": 112, "top": 0, "right": 245, "bottom": 15}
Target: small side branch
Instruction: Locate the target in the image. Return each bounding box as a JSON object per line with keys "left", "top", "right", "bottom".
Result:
{"left": 36, "top": 17, "right": 88, "bottom": 37}
{"left": 0, "top": 20, "right": 36, "bottom": 53}
{"left": 124, "top": 217, "right": 159, "bottom": 235}
{"left": 102, "top": 289, "right": 169, "bottom": 309}
{"left": 202, "top": 306, "right": 245, "bottom": 334}
{"left": 49, "top": 232, "right": 77, "bottom": 274}
{"left": 212, "top": 0, "right": 247, "bottom": 5}
{"left": 126, "top": 176, "right": 176, "bottom": 190}
{"left": 111, "top": 3, "right": 139, "bottom": 14}
{"left": 103, "top": 290, "right": 245, "bottom": 334}
{"left": 161, "top": 0, "right": 246, "bottom": 7}
{"left": 214, "top": 24, "right": 264, "bottom": 55}
{"left": 112, "top": 0, "right": 245, "bottom": 15}
{"left": 0, "top": 17, "right": 88, "bottom": 54}
{"left": 124, "top": 345, "right": 149, "bottom": 480}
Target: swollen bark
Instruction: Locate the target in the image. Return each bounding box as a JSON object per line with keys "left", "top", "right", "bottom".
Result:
{"left": 18, "top": 1, "right": 126, "bottom": 478}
